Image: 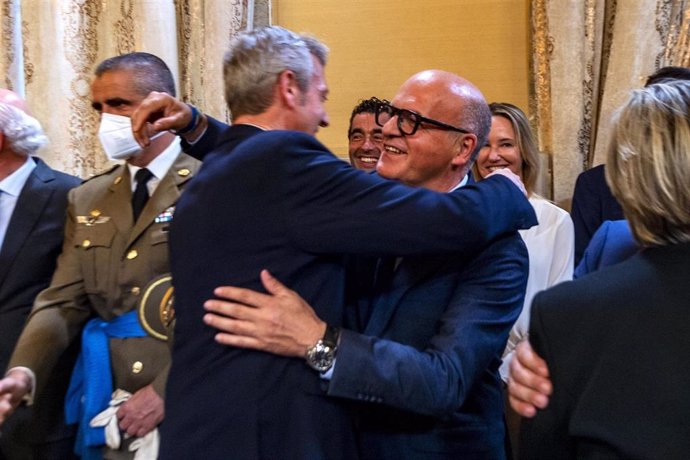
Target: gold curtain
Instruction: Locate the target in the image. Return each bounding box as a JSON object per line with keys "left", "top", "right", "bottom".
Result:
{"left": 529, "top": 0, "right": 690, "bottom": 204}
{"left": 0, "top": 0, "right": 271, "bottom": 178}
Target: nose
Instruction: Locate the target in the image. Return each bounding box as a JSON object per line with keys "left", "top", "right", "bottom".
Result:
{"left": 362, "top": 136, "right": 377, "bottom": 152}
{"left": 487, "top": 146, "right": 501, "bottom": 161}
{"left": 382, "top": 116, "right": 401, "bottom": 139}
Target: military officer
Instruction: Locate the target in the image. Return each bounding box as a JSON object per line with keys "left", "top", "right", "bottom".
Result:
{"left": 0, "top": 52, "right": 200, "bottom": 459}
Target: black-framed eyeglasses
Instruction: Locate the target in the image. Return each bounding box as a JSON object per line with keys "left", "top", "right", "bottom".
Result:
{"left": 372, "top": 97, "right": 470, "bottom": 136}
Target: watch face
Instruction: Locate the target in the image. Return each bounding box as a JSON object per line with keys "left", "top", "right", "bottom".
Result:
{"left": 306, "top": 341, "right": 335, "bottom": 372}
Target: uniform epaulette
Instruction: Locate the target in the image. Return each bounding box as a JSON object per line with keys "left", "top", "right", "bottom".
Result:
{"left": 82, "top": 163, "right": 121, "bottom": 182}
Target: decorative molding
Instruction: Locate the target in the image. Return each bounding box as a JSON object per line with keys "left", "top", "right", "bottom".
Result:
{"left": 62, "top": 0, "right": 103, "bottom": 175}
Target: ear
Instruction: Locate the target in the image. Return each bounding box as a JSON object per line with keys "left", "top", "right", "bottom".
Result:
{"left": 451, "top": 133, "right": 476, "bottom": 167}
{"left": 276, "top": 70, "right": 302, "bottom": 110}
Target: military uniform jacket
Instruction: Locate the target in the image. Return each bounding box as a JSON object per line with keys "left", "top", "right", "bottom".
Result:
{"left": 9, "top": 152, "right": 201, "bottom": 399}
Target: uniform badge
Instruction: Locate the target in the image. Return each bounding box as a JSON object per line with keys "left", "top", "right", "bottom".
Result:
{"left": 155, "top": 206, "right": 175, "bottom": 223}
{"left": 138, "top": 274, "right": 174, "bottom": 341}
{"left": 76, "top": 214, "right": 111, "bottom": 226}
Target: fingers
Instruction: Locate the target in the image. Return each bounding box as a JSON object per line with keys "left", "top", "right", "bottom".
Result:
{"left": 213, "top": 332, "right": 264, "bottom": 350}
{"left": 508, "top": 394, "right": 537, "bottom": 418}
{"left": 131, "top": 91, "right": 192, "bottom": 147}
{"left": 204, "top": 299, "right": 257, "bottom": 321}
{"left": 213, "top": 285, "right": 270, "bottom": 307}
{"left": 507, "top": 371, "right": 550, "bottom": 412}
{"left": 204, "top": 312, "right": 273, "bottom": 352}
{"left": 131, "top": 92, "right": 165, "bottom": 147}
{"left": 0, "top": 375, "right": 29, "bottom": 424}
{"left": 507, "top": 342, "right": 552, "bottom": 418}
{"left": 203, "top": 310, "right": 256, "bottom": 337}
{"left": 0, "top": 394, "right": 16, "bottom": 424}
{"left": 487, "top": 168, "right": 528, "bottom": 196}
{"left": 516, "top": 341, "right": 550, "bottom": 378}
{"left": 116, "top": 387, "right": 163, "bottom": 437}
{"left": 260, "top": 269, "right": 289, "bottom": 295}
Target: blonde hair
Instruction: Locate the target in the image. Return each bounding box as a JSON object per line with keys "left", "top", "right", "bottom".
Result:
{"left": 606, "top": 80, "right": 690, "bottom": 246}
{"left": 488, "top": 102, "right": 540, "bottom": 195}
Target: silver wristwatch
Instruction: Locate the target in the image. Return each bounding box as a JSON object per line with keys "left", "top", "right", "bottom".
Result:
{"left": 305, "top": 325, "right": 340, "bottom": 372}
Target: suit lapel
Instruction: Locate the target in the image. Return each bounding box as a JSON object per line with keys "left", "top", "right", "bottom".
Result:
{"left": 363, "top": 187, "right": 469, "bottom": 336}
{"left": 126, "top": 153, "right": 197, "bottom": 248}
{"left": 0, "top": 160, "right": 54, "bottom": 287}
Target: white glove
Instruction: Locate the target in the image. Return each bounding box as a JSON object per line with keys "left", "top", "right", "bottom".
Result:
{"left": 129, "top": 428, "right": 160, "bottom": 460}
{"left": 89, "top": 389, "right": 133, "bottom": 449}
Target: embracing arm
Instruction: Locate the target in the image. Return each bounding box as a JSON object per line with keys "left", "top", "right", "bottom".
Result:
{"left": 326, "top": 235, "right": 528, "bottom": 416}
{"left": 232, "top": 131, "right": 538, "bottom": 260}
{"left": 131, "top": 91, "right": 228, "bottom": 161}
{"left": 205, "top": 235, "right": 529, "bottom": 417}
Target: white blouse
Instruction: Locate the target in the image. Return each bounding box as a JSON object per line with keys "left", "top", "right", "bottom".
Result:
{"left": 500, "top": 195, "right": 574, "bottom": 382}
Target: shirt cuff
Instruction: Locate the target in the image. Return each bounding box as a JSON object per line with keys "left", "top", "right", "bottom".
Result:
{"left": 5, "top": 366, "right": 36, "bottom": 405}
{"left": 319, "top": 358, "right": 336, "bottom": 381}
{"left": 182, "top": 117, "right": 209, "bottom": 145}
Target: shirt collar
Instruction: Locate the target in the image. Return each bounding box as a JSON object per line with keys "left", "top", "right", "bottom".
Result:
{"left": 127, "top": 137, "right": 181, "bottom": 186}
{"left": 448, "top": 173, "right": 469, "bottom": 193}
{"left": 0, "top": 156, "right": 36, "bottom": 197}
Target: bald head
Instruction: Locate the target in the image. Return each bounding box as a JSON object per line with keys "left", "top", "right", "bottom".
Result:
{"left": 377, "top": 70, "right": 490, "bottom": 192}
{"left": 397, "top": 70, "right": 491, "bottom": 150}
{"left": 0, "top": 89, "right": 31, "bottom": 115}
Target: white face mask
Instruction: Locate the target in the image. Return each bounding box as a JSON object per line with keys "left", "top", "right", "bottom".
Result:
{"left": 98, "top": 113, "right": 143, "bottom": 161}
{"left": 98, "top": 113, "right": 165, "bottom": 161}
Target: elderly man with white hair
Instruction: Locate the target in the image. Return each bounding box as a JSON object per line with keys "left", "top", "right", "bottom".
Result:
{"left": 0, "top": 88, "right": 80, "bottom": 459}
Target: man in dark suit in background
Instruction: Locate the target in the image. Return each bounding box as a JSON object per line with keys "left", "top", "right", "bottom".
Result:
{"left": 570, "top": 164, "right": 624, "bottom": 265}
{"left": 203, "top": 70, "right": 529, "bottom": 459}
{"left": 571, "top": 66, "right": 690, "bottom": 265}
{"left": 132, "top": 26, "right": 535, "bottom": 459}
{"left": 0, "top": 89, "right": 80, "bottom": 460}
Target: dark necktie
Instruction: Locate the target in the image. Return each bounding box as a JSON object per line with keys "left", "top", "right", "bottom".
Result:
{"left": 359, "top": 256, "right": 397, "bottom": 330}
{"left": 131, "top": 168, "right": 153, "bottom": 222}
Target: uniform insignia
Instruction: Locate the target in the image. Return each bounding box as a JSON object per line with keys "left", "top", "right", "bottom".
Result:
{"left": 177, "top": 168, "right": 191, "bottom": 177}
{"left": 138, "top": 274, "right": 174, "bottom": 341}
{"left": 77, "top": 215, "right": 111, "bottom": 226}
{"left": 155, "top": 206, "right": 175, "bottom": 223}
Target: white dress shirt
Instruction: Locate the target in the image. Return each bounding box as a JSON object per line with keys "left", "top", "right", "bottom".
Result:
{"left": 0, "top": 156, "right": 36, "bottom": 251}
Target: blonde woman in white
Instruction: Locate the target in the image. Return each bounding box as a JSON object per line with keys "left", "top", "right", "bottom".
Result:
{"left": 475, "top": 102, "right": 574, "bottom": 382}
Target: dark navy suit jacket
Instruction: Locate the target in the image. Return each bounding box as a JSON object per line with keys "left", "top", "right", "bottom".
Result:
{"left": 521, "top": 242, "right": 690, "bottom": 458}
{"left": 0, "top": 158, "right": 80, "bottom": 447}
{"left": 330, "top": 227, "right": 528, "bottom": 459}
{"left": 574, "top": 219, "right": 638, "bottom": 278}
{"left": 571, "top": 165, "right": 624, "bottom": 265}
{"left": 163, "top": 129, "right": 536, "bottom": 459}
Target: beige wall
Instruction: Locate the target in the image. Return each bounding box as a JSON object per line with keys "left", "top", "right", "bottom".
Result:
{"left": 274, "top": 0, "right": 530, "bottom": 158}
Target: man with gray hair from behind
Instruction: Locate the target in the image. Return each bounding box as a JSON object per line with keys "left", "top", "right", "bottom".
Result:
{"left": 0, "top": 89, "right": 80, "bottom": 460}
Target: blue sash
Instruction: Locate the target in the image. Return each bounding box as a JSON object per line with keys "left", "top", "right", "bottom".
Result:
{"left": 65, "top": 310, "right": 146, "bottom": 459}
